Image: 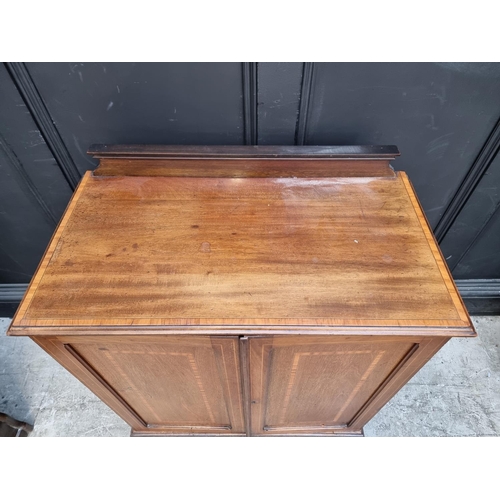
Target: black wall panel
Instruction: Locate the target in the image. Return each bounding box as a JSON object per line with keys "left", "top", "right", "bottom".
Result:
{"left": 0, "top": 64, "right": 72, "bottom": 284}
{"left": 0, "top": 146, "right": 56, "bottom": 283}
{"left": 0, "top": 65, "right": 72, "bottom": 219}
{"left": 454, "top": 207, "right": 500, "bottom": 279}
{"left": 257, "top": 63, "right": 303, "bottom": 145}
{"left": 302, "top": 63, "right": 500, "bottom": 227}
{"left": 441, "top": 151, "right": 500, "bottom": 274}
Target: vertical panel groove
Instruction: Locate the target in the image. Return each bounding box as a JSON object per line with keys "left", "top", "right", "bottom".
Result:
{"left": 63, "top": 343, "right": 148, "bottom": 428}
{"left": 4, "top": 62, "right": 81, "bottom": 190}
{"left": 239, "top": 336, "right": 251, "bottom": 436}
{"left": 295, "top": 62, "right": 315, "bottom": 145}
{"left": 0, "top": 132, "right": 57, "bottom": 225}
{"left": 347, "top": 343, "right": 420, "bottom": 428}
{"left": 434, "top": 117, "right": 500, "bottom": 242}
{"left": 242, "top": 62, "right": 258, "bottom": 145}
{"left": 451, "top": 202, "right": 500, "bottom": 272}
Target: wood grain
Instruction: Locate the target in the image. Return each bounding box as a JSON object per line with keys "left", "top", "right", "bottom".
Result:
{"left": 346, "top": 336, "right": 449, "bottom": 430}
{"left": 93, "top": 158, "right": 396, "bottom": 178}
{"left": 400, "top": 173, "right": 471, "bottom": 323}
{"left": 249, "top": 335, "right": 423, "bottom": 436}
{"left": 11, "top": 172, "right": 92, "bottom": 327}
{"left": 10, "top": 173, "right": 473, "bottom": 332}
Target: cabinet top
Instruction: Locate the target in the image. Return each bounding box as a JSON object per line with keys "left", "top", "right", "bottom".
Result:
{"left": 9, "top": 146, "right": 474, "bottom": 336}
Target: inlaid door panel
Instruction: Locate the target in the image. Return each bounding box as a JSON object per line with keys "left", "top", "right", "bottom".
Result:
{"left": 54, "top": 335, "right": 245, "bottom": 435}
{"left": 249, "top": 336, "right": 420, "bottom": 435}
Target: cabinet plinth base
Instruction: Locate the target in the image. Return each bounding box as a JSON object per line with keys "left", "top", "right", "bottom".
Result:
{"left": 130, "top": 429, "right": 246, "bottom": 437}
{"left": 129, "top": 428, "right": 364, "bottom": 437}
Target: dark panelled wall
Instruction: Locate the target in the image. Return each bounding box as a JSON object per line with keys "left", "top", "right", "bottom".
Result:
{"left": 302, "top": 63, "right": 500, "bottom": 227}
{"left": 1, "top": 62, "right": 500, "bottom": 314}
{"left": 25, "top": 63, "right": 247, "bottom": 173}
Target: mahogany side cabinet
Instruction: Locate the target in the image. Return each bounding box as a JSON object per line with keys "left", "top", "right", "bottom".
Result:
{"left": 7, "top": 145, "right": 475, "bottom": 436}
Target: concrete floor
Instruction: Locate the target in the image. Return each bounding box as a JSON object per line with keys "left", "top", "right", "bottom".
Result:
{"left": 1, "top": 316, "right": 499, "bottom": 437}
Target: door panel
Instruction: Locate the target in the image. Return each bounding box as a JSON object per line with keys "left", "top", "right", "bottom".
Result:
{"left": 62, "top": 336, "right": 245, "bottom": 434}
{"left": 249, "top": 336, "right": 418, "bottom": 435}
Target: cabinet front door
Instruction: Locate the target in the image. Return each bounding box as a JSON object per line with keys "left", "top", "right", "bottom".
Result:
{"left": 37, "top": 335, "right": 245, "bottom": 435}
{"left": 248, "top": 336, "right": 429, "bottom": 436}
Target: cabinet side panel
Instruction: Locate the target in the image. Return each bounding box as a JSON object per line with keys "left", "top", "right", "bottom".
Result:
{"left": 32, "top": 336, "right": 145, "bottom": 430}
{"left": 347, "top": 336, "right": 449, "bottom": 430}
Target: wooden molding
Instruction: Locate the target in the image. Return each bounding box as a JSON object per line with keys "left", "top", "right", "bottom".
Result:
{"left": 238, "top": 337, "right": 252, "bottom": 435}
{"left": 89, "top": 144, "right": 401, "bottom": 178}
{"left": 92, "top": 158, "right": 397, "bottom": 178}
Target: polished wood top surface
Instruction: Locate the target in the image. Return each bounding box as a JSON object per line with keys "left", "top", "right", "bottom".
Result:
{"left": 10, "top": 161, "right": 473, "bottom": 334}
